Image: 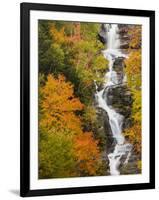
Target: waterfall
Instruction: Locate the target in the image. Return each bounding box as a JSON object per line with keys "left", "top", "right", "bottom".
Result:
{"left": 95, "top": 24, "right": 132, "bottom": 175}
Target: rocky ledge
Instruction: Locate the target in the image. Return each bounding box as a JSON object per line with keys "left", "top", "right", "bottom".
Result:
{"left": 103, "top": 84, "right": 133, "bottom": 129}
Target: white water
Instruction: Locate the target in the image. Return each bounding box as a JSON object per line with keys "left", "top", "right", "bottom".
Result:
{"left": 95, "top": 24, "right": 132, "bottom": 175}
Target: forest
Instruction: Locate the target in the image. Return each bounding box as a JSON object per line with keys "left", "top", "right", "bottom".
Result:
{"left": 38, "top": 20, "right": 142, "bottom": 179}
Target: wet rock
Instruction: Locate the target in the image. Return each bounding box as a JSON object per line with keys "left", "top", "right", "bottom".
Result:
{"left": 95, "top": 107, "right": 114, "bottom": 152}
{"left": 120, "top": 150, "right": 141, "bottom": 175}
{"left": 118, "top": 27, "right": 129, "bottom": 35}
{"left": 119, "top": 35, "right": 130, "bottom": 41}
{"left": 112, "top": 57, "right": 126, "bottom": 84}
{"left": 120, "top": 43, "right": 129, "bottom": 49}
{"left": 113, "top": 57, "right": 125, "bottom": 69}
{"left": 118, "top": 24, "right": 132, "bottom": 29}
{"left": 103, "top": 85, "right": 133, "bottom": 129}
{"left": 118, "top": 25, "right": 131, "bottom": 50}
{"left": 98, "top": 24, "right": 107, "bottom": 44}
{"left": 123, "top": 117, "right": 132, "bottom": 130}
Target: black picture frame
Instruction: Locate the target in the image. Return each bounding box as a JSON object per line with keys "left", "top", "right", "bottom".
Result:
{"left": 20, "top": 2, "right": 155, "bottom": 197}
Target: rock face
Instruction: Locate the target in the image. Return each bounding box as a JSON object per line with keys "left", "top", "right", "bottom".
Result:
{"left": 98, "top": 24, "right": 133, "bottom": 51}
{"left": 113, "top": 57, "right": 126, "bottom": 84}
{"left": 95, "top": 108, "right": 114, "bottom": 150}
{"left": 104, "top": 85, "right": 133, "bottom": 129}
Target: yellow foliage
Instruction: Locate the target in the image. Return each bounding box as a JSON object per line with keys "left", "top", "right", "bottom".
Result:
{"left": 132, "top": 89, "right": 141, "bottom": 123}
{"left": 128, "top": 26, "right": 141, "bottom": 49}
{"left": 50, "top": 25, "right": 68, "bottom": 44}
{"left": 137, "top": 160, "right": 142, "bottom": 171}
{"left": 124, "top": 27, "right": 142, "bottom": 156}
{"left": 125, "top": 50, "right": 141, "bottom": 88}
{"left": 124, "top": 123, "right": 141, "bottom": 154}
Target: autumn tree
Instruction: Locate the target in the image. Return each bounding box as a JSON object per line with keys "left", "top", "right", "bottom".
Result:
{"left": 128, "top": 26, "right": 141, "bottom": 49}
{"left": 39, "top": 127, "right": 76, "bottom": 178}
{"left": 71, "top": 40, "right": 107, "bottom": 104}
{"left": 39, "top": 74, "right": 101, "bottom": 178}
{"left": 40, "top": 74, "right": 84, "bottom": 133}
{"left": 74, "top": 132, "right": 100, "bottom": 176}
{"left": 124, "top": 25, "right": 142, "bottom": 164}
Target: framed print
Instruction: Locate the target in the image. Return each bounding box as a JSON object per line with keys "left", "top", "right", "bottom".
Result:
{"left": 20, "top": 2, "right": 155, "bottom": 197}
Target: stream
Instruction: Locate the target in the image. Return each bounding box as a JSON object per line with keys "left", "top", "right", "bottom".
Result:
{"left": 95, "top": 24, "right": 132, "bottom": 175}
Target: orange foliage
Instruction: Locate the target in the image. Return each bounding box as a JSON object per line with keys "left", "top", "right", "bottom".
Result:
{"left": 40, "top": 74, "right": 84, "bottom": 133}
{"left": 74, "top": 132, "right": 100, "bottom": 175}
{"left": 40, "top": 74, "right": 101, "bottom": 176}
{"left": 50, "top": 23, "right": 81, "bottom": 44}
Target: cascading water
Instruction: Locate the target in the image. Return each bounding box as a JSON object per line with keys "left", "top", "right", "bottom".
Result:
{"left": 95, "top": 24, "right": 132, "bottom": 175}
